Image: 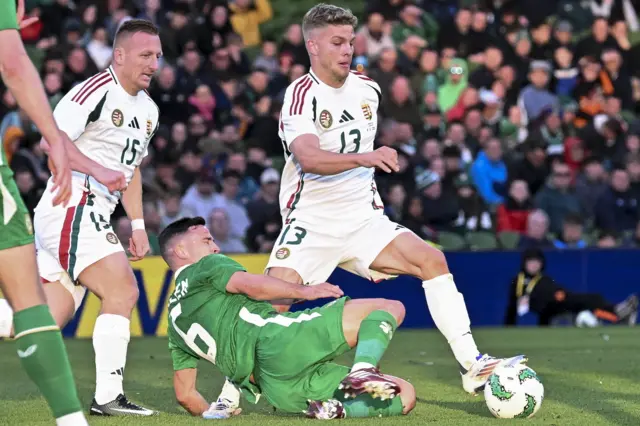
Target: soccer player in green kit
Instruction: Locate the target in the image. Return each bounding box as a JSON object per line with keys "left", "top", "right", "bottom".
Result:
{"left": 0, "top": 0, "right": 86, "bottom": 425}
{"left": 160, "top": 217, "right": 416, "bottom": 419}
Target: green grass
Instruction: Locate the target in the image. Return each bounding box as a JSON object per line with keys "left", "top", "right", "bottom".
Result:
{"left": 1, "top": 328, "right": 640, "bottom": 425}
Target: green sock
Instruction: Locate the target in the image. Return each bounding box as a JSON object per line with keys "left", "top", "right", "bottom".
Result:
{"left": 13, "top": 305, "right": 83, "bottom": 418}
{"left": 340, "top": 392, "right": 404, "bottom": 418}
{"left": 352, "top": 310, "right": 398, "bottom": 369}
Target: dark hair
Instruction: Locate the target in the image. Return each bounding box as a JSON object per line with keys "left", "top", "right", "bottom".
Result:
{"left": 564, "top": 213, "right": 583, "bottom": 226}
{"left": 115, "top": 19, "right": 159, "bottom": 44}
{"left": 158, "top": 217, "right": 206, "bottom": 262}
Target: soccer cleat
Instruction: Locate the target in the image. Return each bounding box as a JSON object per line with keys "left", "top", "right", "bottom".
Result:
{"left": 615, "top": 294, "right": 639, "bottom": 325}
{"left": 305, "top": 399, "right": 345, "bottom": 419}
{"left": 338, "top": 367, "right": 400, "bottom": 400}
{"left": 461, "top": 354, "right": 527, "bottom": 395}
{"left": 89, "top": 394, "right": 156, "bottom": 416}
{"left": 202, "top": 397, "right": 242, "bottom": 419}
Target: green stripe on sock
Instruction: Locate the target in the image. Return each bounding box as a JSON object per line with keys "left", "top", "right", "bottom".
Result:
{"left": 14, "top": 305, "right": 83, "bottom": 418}
{"left": 353, "top": 310, "right": 397, "bottom": 368}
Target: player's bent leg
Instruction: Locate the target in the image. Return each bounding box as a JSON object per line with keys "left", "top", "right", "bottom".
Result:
{"left": 265, "top": 266, "right": 304, "bottom": 313}
{"left": 0, "top": 244, "right": 87, "bottom": 425}
{"left": 306, "top": 374, "right": 414, "bottom": 419}
{"left": 0, "top": 280, "right": 76, "bottom": 338}
{"left": 77, "top": 252, "right": 155, "bottom": 416}
{"left": 370, "top": 232, "right": 526, "bottom": 394}
{"left": 338, "top": 299, "right": 405, "bottom": 400}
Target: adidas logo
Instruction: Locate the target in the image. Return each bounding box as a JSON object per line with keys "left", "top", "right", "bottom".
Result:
{"left": 128, "top": 117, "right": 141, "bottom": 129}
{"left": 111, "top": 367, "right": 125, "bottom": 376}
{"left": 339, "top": 110, "right": 354, "bottom": 123}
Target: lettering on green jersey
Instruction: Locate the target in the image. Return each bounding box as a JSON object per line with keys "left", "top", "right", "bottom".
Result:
{"left": 169, "top": 278, "right": 189, "bottom": 304}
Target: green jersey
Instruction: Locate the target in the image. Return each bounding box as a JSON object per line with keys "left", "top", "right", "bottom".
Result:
{"left": 0, "top": 0, "right": 18, "bottom": 167}
{"left": 167, "top": 254, "right": 275, "bottom": 399}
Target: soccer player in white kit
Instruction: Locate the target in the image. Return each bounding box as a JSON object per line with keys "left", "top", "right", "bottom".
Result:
{"left": 210, "top": 4, "right": 525, "bottom": 418}
{"left": 0, "top": 20, "right": 161, "bottom": 416}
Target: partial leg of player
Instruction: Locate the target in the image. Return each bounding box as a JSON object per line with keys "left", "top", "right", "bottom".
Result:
{"left": 369, "top": 232, "right": 526, "bottom": 394}
{"left": 76, "top": 252, "right": 156, "bottom": 416}
{"left": 0, "top": 243, "right": 88, "bottom": 426}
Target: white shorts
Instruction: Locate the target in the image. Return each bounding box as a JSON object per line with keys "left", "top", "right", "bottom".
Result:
{"left": 266, "top": 214, "right": 411, "bottom": 285}
{"left": 34, "top": 179, "right": 123, "bottom": 310}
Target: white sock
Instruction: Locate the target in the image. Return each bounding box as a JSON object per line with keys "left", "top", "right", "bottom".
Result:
{"left": 0, "top": 299, "right": 13, "bottom": 337}
{"left": 218, "top": 378, "right": 241, "bottom": 403}
{"left": 422, "top": 274, "right": 481, "bottom": 370}
{"left": 351, "top": 362, "right": 375, "bottom": 372}
{"left": 56, "top": 411, "right": 89, "bottom": 426}
{"left": 93, "top": 314, "right": 130, "bottom": 404}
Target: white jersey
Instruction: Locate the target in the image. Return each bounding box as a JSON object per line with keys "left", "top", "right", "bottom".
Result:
{"left": 43, "top": 65, "right": 159, "bottom": 210}
{"left": 278, "top": 69, "right": 384, "bottom": 231}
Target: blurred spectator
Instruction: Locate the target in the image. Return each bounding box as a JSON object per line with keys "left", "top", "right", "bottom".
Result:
{"left": 553, "top": 214, "right": 588, "bottom": 249}
{"left": 517, "top": 209, "right": 552, "bottom": 249}
{"left": 575, "top": 157, "right": 609, "bottom": 218}
{"left": 518, "top": 61, "right": 558, "bottom": 124}
{"left": 247, "top": 168, "right": 280, "bottom": 226}
{"left": 453, "top": 173, "right": 492, "bottom": 233}
{"left": 596, "top": 229, "right": 620, "bottom": 248}
{"left": 159, "top": 191, "right": 188, "bottom": 229}
{"left": 416, "top": 170, "right": 458, "bottom": 231}
{"left": 181, "top": 170, "right": 219, "bottom": 224}
{"left": 471, "top": 138, "right": 507, "bottom": 206}
{"left": 212, "top": 169, "right": 251, "bottom": 241}
{"left": 228, "top": 0, "right": 273, "bottom": 48}
{"left": 508, "top": 138, "right": 548, "bottom": 195}
{"left": 383, "top": 182, "right": 406, "bottom": 223}
{"left": 209, "top": 208, "right": 247, "bottom": 253}
{"left": 358, "top": 13, "right": 395, "bottom": 61}
{"left": 496, "top": 180, "right": 533, "bottom": 234}
{"left": 594, "top": 167, "right": 640, "bottom": 232}
{"left": 438, "top": 58, "right": 468, "bottom": 113}
{"left": 534, "top": 161, "right": 583, "bottom": 235}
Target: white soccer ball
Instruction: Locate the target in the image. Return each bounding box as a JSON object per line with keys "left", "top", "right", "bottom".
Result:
{"left": 484, "top": 363, "right": 544, "bottom": 419}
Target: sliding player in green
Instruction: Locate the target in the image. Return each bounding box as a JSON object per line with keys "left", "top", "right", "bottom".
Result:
{"left": 160, "top": 217, "right": 416, "bottom": 419}
{"left": 0, "top": 0, "right": 84, "bottom": 425}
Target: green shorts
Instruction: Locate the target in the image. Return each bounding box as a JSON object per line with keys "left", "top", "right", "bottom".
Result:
{"left": 0, "top": 167, "right": 34, "bottom": 250}
{"left": 254, "top": 297, "right": 352, "bottom": 413}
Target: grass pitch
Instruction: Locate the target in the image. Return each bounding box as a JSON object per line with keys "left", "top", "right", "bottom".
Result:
{"left": 1, "top": 327, "right": 640, "bottom": 425}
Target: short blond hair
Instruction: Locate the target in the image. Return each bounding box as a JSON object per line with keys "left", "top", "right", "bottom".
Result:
{"left": 302, "top": 4, "right": 358, "bottom": 41}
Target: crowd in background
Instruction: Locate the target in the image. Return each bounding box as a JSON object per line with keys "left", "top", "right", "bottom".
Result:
{"left": 4, "top": 0, "right": 640, "bottom": 254}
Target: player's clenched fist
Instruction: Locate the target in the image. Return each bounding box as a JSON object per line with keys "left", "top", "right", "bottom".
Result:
{"left": 93, "top": 166, "right": 127, "bottom": 193}
{"left": 358, "top": 146, "right": 399, "bottom": 173}
{"left": 299, "top": 283, "right": 344, "bottom": 300}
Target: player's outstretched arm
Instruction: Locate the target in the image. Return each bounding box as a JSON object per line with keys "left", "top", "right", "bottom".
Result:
{"left": 290, "top": 135, "right": 400, "bottom": 175}
{"left": 226, "top": 272, "right": 343, "bottom": 301}
{"left": 173, "top": 369, "right": 209, "bottom": 416}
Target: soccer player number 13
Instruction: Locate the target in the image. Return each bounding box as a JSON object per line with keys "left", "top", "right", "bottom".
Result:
{"left": 339, "top": 129, "right": 361, "bottom": 153}
{"left": 120, "top": 137, "right": 140, "bottom": 165}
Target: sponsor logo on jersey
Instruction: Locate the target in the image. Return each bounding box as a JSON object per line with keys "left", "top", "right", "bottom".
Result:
{"left": 275, "top": 247, "right": 290, "bottom": 259}
{"left": 25, "top": 214, "right": 33, "bottom": 235}
{"left": 146, "top": 119, "right": 153, "bottom": 137}
{"left": 319, "top": 110, "right": 333, "bottom": 129}
{"left": 112, "top": 109, "right": 124, "bottom": 127}
{"left": 361, "top": 101, "right": 373, "bottom": 120}
{"left": 106, "top": 232, "right": 119, "bottom": 245}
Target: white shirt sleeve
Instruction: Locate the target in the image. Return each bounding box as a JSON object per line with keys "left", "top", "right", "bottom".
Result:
{"left": 53, "top": 82, "right": 107, "bottom": 141}
{"left": 281, "top": 77, "right": 318, "bottom": 149}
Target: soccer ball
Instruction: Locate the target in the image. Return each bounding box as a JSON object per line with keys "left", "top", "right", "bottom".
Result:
{"left": 484, "top": 363, "right": 544, "bottom": 419}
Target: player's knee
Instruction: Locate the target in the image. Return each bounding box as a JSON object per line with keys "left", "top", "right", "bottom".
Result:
{"left": 418, "top": 246, "right": 449, "bottom": 281}
{"left": 103, "top": 280, "right": 139, "bottom": 311}
{"left": 384, "top": 299, "right": 406, "bottom": 326}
